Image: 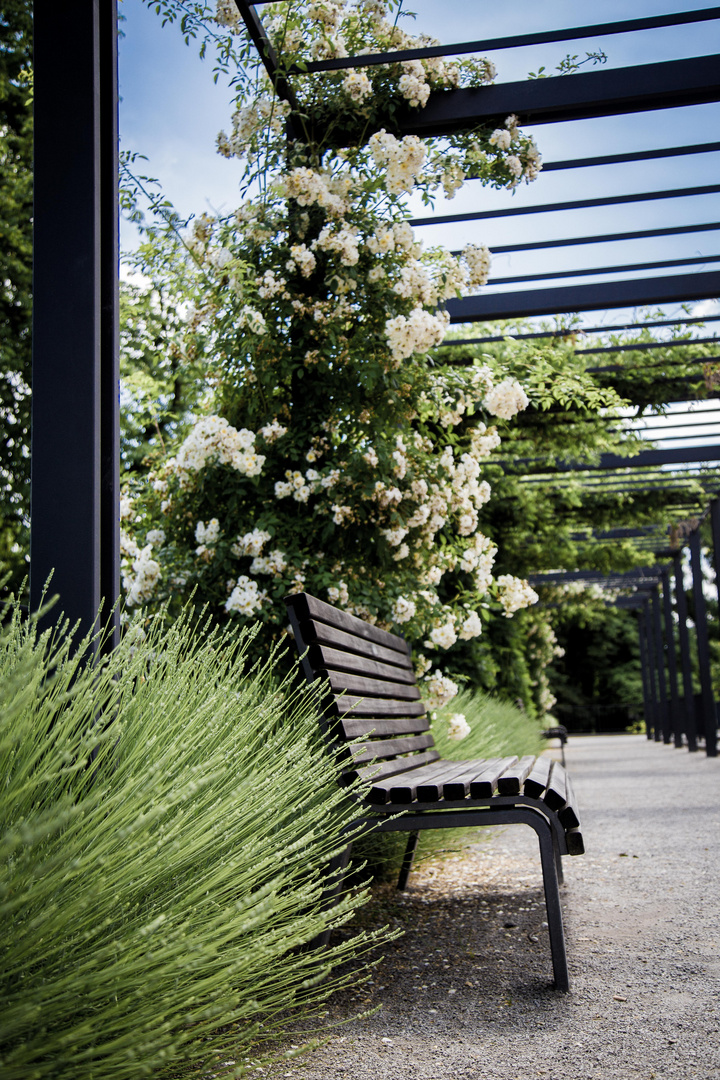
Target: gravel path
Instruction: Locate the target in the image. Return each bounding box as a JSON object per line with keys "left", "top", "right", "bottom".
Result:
{"left": 270, "top": 734, "right": 720, "bottom": 1080}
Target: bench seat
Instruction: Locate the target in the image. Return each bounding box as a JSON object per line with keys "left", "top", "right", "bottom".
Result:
{"left": 286, "top": 590, "right": 584, "bottom": 992}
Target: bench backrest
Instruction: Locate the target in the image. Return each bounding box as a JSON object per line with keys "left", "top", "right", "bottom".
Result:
{"left": 285, "top": 592, "right": 439, "bottom": 788}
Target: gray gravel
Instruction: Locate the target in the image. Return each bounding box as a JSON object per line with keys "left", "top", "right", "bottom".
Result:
{"left": 269, "top": 734, "right": 720, "bottom": 1080}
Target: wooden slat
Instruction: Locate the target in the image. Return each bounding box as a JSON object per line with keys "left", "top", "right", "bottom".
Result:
{"left": 287, "top": 592, "right": 409, "bottom": 655}
{"left": 566, "top": 827, "right": 585, "bottom": 856}
{"left": 349, "top": 732, "right": 435, "bottom": 765}
{"left": 320, "top": 669, "right": 421, "bottom": 701}
{"left": 497, "top": 755, "right": 537, "bottom": 795}
{"left": 439, "top": 757, "right": 504, "bottom": 800}
{"left": 300, "top": 618, "right": 415, "bottom": 670}
{"left": 341, "top": 715, "right": 431, "bottom": 739}
{"left": 558, "top": 773, "right": 581, "bottom": 829}
{"left": 417, "top": 759, "right": 489, "bottom": 801}
{"left": 309, "top": 643, "right": 417, "bottom": 685}
{"left": 356, "top": 750, "right": 441, "bottom": 797}
{"left": 368, "top": 757, "right": 460, "bottom": 804}
{"left": 469, "top": 756, "right": 520, "bottom": 798}
{"left": 329, "top": 696, "right": 427, "bottom": 719}
{"left": 523, "top": 756, "right": 553, "bottom": 799}
{"left": 391, "top": 758, "right": 476, "bottom": 804}
{"left": 543, "top": 761, "right": 567, "bottom": 811}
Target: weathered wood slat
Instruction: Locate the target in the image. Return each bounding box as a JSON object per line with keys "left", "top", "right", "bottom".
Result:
{"left": 359, "top": 750, "right": 441, "bottom": 797}
{"left": 566, "top": 827, "right": 585, "bottom": 856}
{"left": 469, "top": 756, "right": 520, "bottom": 798}
{"left": 558, "top": 772, "right": 580, "bottom": 829}
{"left": 438, "top": 757, "right": 504, "bottom": 800}
{"left": 300, "top": 618, "right": 415, "bottom": 670}
{"left": 290, "top": 592, "right": 409, "bottom": 654}
{"left": 320, "top": 669, "right": 422, "bottom": 700}
{"left": 309, "top": 643, "right": 417, "bottom": 685}
{"left": 341, "top": 715, "right": 431, "bottom": 739}
{"left": 497, "top": 755, "right": 537, "bottom": 795}
{"left": 349, "top": 732, "right": 435, "bottom": 765}
{"left": 523, "top": 756, "right": 553, "bottom": 799}
{"left": 543, "top": 761, "right": 567, "bottom": 811}
{"left": 329, "top": 695, "right": 427, "bottom": 719}
{"left": 418, "top": 759, "right": 490, "bottom": 801}
{"left": 368, "top": 757, "right": 463, "bottom": 804}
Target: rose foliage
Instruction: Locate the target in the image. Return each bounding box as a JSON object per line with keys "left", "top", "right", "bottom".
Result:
{"left": 122, "top": 0, "right": 586, "bottom": 709}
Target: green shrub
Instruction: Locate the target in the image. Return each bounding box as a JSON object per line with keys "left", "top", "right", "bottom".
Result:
{"left": 0, "top": 601, "right": 386, "bottom": 1079}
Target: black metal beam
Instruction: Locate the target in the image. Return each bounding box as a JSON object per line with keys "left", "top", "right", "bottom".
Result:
{"left": 446, "top": 270, "right": 720, "bottom": 322}
{"left": 453, "top": 221, "right": 720, "bottom": 259}
{"left": 437, "top": 315, "right": 720, "bottom": 347}
{"left": 543, "top": 141, "right": 720, "bottom": 172}
{"left": 412, "top": 183, "right": 720, "bottom": 227}
{"left": 506, "top": 444, "right": 720, "bottom": 474}
{"left": 489, "top": 253, "right": 720, "bottom": 288}
{"left": 233, "top": 0, "right": 299, "bottom": 111}
{"left": 397, "top": 55, "right": 720, "bottom": 137}
{"left": 577, "top": 334, "right": 720, "bottom": 355}
{"left": 293, "top": 10, "right": 720, "bottom": 73}
{"left": 31, "top": 1, "right": 120, "bottom": 645}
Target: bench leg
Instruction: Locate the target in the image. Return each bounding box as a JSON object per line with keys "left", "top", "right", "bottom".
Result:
{"left": 310, "top": 842, "right": 353, "bottom": 949}
{"left": 535, "top": 822, "right": 569, "bottom": 992}
{"left": 397, "top": 831, "right": 419, "bottom": 891}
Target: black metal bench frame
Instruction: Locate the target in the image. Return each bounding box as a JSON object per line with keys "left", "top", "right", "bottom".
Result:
{"left": 285, "top": 591, "right": 584, "bottom": 992}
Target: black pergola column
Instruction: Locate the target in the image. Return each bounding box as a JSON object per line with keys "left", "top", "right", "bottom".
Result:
{"left": 673, "top": 549, "right": 698, "bottom": 752}
{"left": 688, "top": 528, "right": 717, "bottom": 756}
{"left": 660, "top": 567, "right": 682, "bottom": 747}
{"left": 637, "top": 607, "right": 653, "bottom": 739}
{"left": 644, "top": 596, "right": 660, "bottom": 741}
{"left": 711, "top": 498, "right": 720, "bottom": 610}
{"left": 31, "top": 2, "right": 120, "bottom": 647}
{"left": 651, "top": 585, "right": 670, "bottom": 743}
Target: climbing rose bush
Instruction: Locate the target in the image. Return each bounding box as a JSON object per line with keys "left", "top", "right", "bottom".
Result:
{"left": 122, "top": 0, "right": 543, "bottom": 704}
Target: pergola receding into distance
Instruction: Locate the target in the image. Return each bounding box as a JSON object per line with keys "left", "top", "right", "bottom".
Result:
{"left": 30, "top": 3, "right": 720, "bottom": 750}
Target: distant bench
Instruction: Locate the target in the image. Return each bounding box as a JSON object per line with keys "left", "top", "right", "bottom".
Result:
{"left": 285, "top": 592, "right": 584, "bottom": 992}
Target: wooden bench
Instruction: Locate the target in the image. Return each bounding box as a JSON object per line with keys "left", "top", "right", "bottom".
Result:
{"left": 285, "top": 591, "right": 585, "bottom": 992}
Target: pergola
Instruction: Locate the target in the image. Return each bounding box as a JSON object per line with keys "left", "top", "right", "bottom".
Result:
{"left": 30, "top": 3, "right": 720, "bottom": 747}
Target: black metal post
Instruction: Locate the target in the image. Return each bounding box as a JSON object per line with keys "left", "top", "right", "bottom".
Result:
{"left": 673, "top": 549, "right": 698, "bottom": 752}
{"left": 688, "top": 529, "right": 717, "bottom": 756}
{"left": 660, "top": 568, "right": 682, "bottom": 746}
{"left": 711, "top": 498, "right": 720, "bottom": 610}
{"left": 31, "top": 2, "right": 120, "bottom": 648}
{"left": 651, "top": 586, "right": 670, "bottom": 743}
{"left": 644, "top": 597, "right": 659, "bottom": 741}
{"left": 637, "top": 609, "right": 653, "bottom": 739}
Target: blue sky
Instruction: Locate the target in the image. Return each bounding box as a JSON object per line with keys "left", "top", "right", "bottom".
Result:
{"left": 118, "top": 1, "right": 720, "bottom": 319}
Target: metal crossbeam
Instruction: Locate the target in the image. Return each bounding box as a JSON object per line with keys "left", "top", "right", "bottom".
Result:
{"left": 289, "top": 9, "right": 720, "bottom": 73}
{"left": 489, "top": 253, "right": 720, "bottom": 287}
{"left": 436, "top": 315, "right": 720, "bottom": 347}
{"left": 397, "top": 55, "right": 720, "bottom": 137}
{"left": 452, "top": 222, "right": 720, "bottom": 259}
{"left": 446, "top": 271, "right": 720, "bottom": 321}
{"left": 412, "top": 183, "right": 720, "bottom": 227}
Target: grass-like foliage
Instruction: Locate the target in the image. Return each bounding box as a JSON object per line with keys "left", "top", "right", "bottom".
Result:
{"left": 432, "top": 689, "right": 544, "bottom": 761}
{"left": 0, "top": 600, "right": 387, "bottom": 1079}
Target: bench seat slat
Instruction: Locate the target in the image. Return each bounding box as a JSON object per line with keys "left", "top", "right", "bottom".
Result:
{"left": 497, "top": 755, "right": 537, "bottom": 795}
{"left": 320, "top": 669, "right": 421, "bottom": 701}
{"left": 309, "top": 643, "right": 417, "bottom": 685}
{"left": 291, "top": 592, "right": 409, "bottom": 655}
{"left": 349, "top": 732, "right": 435, "bottom": 764}
{"left": 368, "top": 757, "right": 467, "bottom": 804}
{"left": 523, "top": 756, "right": 553, "bottom": 799}
{"left": 543, "top": 761, "right": 567, "bottom": 811}
{"left": 418, "top": 759, "right": 493, "bottom": 801}
{"left": 354, "top": 749, "right": 441, "bottom": 792}
{"left": 300, "top": 619, "right": 415, "bottom": 670}
{"left": 443, "top": 756, "right": 520, "bottom": 800}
